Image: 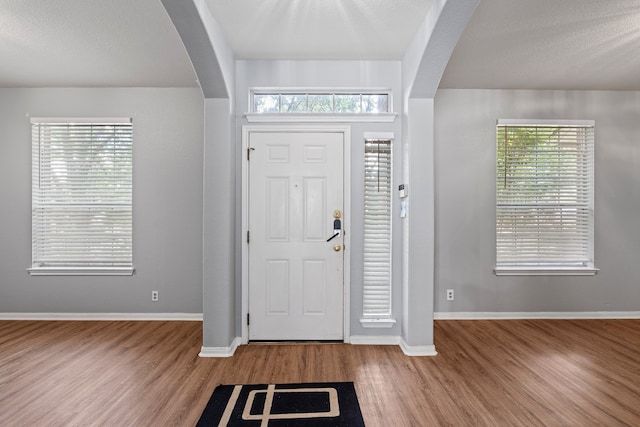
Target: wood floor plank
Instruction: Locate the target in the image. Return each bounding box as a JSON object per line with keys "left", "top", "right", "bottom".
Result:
{"left": 0, "top": 319, "right": 639, "bottom": 426}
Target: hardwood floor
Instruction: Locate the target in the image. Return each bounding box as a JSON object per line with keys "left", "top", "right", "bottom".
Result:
{"left": 1, "top": 319, "right": 639, "bottom": 426}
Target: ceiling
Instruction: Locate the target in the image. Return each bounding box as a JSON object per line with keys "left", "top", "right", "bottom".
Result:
{"left": 0, "top": 0, "right": 197, "bottom": 87}
{"left": 0, "top": 0, "right": 639, "bottom": 90}
{"left": 204, "top": 0, "right": 433, "bottom": 60}
{"left": 440, "top": 0, "right": 640, "bottom": 90}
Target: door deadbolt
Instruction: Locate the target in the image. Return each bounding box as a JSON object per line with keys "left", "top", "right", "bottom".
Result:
{"left": 333, "top": 245, "right": 342, "bottom": 252}
{"left": 327, "top": 218, "right": 342, "bottom": 242}
{"left": 333, "top": 210, "right": 342, "bottom": 219}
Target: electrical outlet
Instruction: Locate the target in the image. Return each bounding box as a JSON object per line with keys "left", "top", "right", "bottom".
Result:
{"left": 446, "top": 289, "right": 454, "bottom": 301}
{"left": 151, "top": 290, "right": 159, "bottom": 302}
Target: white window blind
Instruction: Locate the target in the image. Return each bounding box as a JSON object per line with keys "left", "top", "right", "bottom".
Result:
{"left": 31, "top": 118, "right": 133, "bottom": 274}
{"left": 496, "top": 120, "right": 594, "bottom": 271}
{"left": 363, "top": 140, "right": 392, "bottom": 317}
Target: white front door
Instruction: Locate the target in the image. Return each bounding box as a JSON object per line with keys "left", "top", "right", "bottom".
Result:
{"left": 248, "top": 131, "right": 344, "bottom": 340}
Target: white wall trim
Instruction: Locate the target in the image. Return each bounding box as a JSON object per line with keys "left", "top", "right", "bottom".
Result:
{"left": 351, "top": 335, "right": 438, "bottom": 357}
{"left": 350, "top": 335, "right": 401, "bottom": 345}
{"left": 400, "top": 339, "right": 438, "bottom": 357}
{"left": 360, "top": 318, "right": 397, "bottom": 328}
{"left": 497, "top": 119, "right": 595, "bottom": 127}
{"left": 199, "top": 337, "right": 242, "bottom": 358}
{"left": 350, "top": 336, "right": 439, "bottom": 357}
{"left": 494, "top": 267, "right": 598, "bottom": 276}
{"left": 434, "top": 311, "right": 640, "bottom": 320}
{"left": 0, "top": 313, "right": 203, "bottom": 321}
{"left": 363, "top": 132, "right": 395, "bottom": 141}
{"left": 245, "top": 113, "right": 397, "bottom": 123}
{"left": 27, "top": 267, "right": 135, "bottom": 276}
{"left": 30, "top": 117, "right": 132, "bottom": 124}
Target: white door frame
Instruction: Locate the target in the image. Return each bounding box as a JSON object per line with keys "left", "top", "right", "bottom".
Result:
{"left": 241, "top": 125, "right": 351, "bottom": 344}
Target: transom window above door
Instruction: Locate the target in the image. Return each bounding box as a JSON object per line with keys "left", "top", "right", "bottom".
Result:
{"left": 250, "top": 89, "right": 392, "bottom": 114}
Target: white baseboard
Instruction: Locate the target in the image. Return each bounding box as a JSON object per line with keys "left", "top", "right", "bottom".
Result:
{"left": 400, "top": 339, "right": 438, "bottom": 357}
{"left": 350, "top": 335, "right": 401, "bottom": 345}
{"left": 199, "top": 337, "right": 242, "bottom": 358}
{"left": 351, "top": 335, "right": 437, "bottom": 356}
{"left": 434, "top": 311, "right": 640, "bottom": 320}
{"left": 0, "top": 313, "right": 203, "bottom": 321}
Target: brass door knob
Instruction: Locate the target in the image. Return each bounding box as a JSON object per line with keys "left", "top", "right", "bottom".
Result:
{"left": 333, "top": 244, "right": 341, "bottom": 252}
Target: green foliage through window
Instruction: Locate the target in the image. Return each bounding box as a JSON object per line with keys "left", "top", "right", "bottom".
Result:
{"left": 252, "top": 91, "right": 391, "bottom": 114}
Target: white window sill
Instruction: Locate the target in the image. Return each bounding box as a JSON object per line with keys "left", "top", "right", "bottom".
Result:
{"left": 360, "top": 318, "right": 397, "bottom": 328}
{"left": 494, "top": 266, "right": 599, "bottom": 276}
{"left": 27, "top": 267, "right": 135, "bottom": 276}
{"left": 245, "top": 113, "right": 398, "bottom": 123}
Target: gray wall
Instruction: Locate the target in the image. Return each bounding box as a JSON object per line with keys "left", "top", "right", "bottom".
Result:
{"left": 203, "top": 98, "right": 236, "bottom": 347}
{"left": 0, "top": 88, "right": 204, "bottom": 314}
{"left": 434, "top": 89, "right": 640, "bottom": 313}
{"left": 235, "top": 61, "right": 403, "bottom": 336}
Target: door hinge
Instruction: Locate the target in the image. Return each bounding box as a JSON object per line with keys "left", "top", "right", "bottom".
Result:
{"left": 247, "top": 313, "right": 250, "bottom": 325}
{"left": 247, "top": 230, "right": 250, "bottom": 243}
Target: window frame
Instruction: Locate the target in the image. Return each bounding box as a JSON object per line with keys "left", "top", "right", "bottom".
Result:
{"left": 28, "top": 117, "right": 134, "bottom": 276}
{"left": 250, "top": 88, "right": 393, "bottom": 114}
{"left": 361, "top": 134, "right": 396, "bottom": 328}
{"left": 494, "top": 119, "right": 598, "bottom": 276}
{"left": 245, "top": 88, "right": 398, "bottom": 123}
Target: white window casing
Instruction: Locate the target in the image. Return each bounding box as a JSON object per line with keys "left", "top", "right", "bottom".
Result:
{"left": 29, "top": 118, "right": 134, "bottom": 276}
{"left": 495, "top": 119, "right": 597, "bottom": 276}
{"left": 362, "top": 139, "right": 395, "bottom": 326}
{"left": 245, "top": 88, "right": 398, "bottom": 123}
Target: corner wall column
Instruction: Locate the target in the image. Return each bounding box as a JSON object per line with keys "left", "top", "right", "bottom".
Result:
{"left": 402, "top": 98, "right": 437, "bottom": 356}
{"left": 202, "top": 98, "right": 235, "bottom": 350}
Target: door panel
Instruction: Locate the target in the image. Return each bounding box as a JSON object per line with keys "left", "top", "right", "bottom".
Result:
{"left": 266, "top": 260, "right": 289, "bottom": 315}
{"left": 249, "top": 131, "right": 344, "bottom": 340}
{"left": 303, "top": 259, "right": 327, "bottom": 314}
{"left": 266, "top": 177, "right": 289, "bottom": 241}
{"left": 303, "top": 177, "right": 326, "bottom": 240}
